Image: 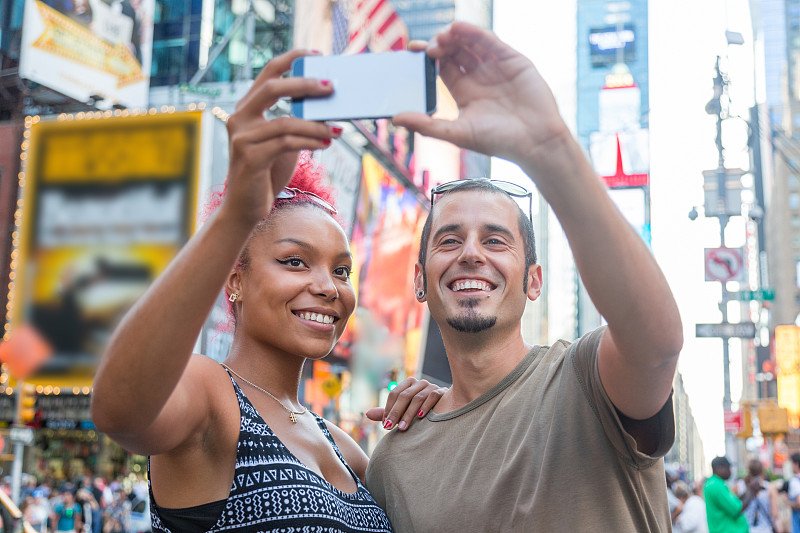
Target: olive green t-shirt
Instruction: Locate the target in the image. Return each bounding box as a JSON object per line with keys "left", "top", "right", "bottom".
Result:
{"left": 365, "top": 327, "right": 675, "bottom": 532}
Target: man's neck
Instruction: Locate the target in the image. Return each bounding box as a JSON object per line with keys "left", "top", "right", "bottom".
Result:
{"left": 436, "top": 330, "right": 531, "bottom": 412}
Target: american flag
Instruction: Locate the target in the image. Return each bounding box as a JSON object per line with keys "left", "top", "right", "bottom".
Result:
{"left": 332, "top": 0, "right": 409, "bottom": 54}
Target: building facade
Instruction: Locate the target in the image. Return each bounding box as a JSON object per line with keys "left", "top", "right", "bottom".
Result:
{"left": 751, "top": 0, "right": 800, "bottom": 329}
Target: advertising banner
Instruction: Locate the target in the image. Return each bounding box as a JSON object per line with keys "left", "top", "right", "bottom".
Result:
{"left": 19, "top": 0, "right": 155, "bottom": 108}
{"left": 12, "top": 111, "right": 202, "bottom": 384}
{"left": 776, "top": 325, "right": 800, "bottom": 428}
{"left": 340, "top": 154, "right": 426, "bottom": 374}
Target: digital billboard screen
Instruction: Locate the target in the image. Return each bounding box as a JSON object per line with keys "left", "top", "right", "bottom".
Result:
{"left": 589, "top": 24, "right": 635, "bottom": 68}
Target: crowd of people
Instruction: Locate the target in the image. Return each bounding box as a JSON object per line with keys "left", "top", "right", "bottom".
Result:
{"left": 670, "top": 453, "right": 800, "bottom": 533}
{"left": 6, "top": 473, "right": 151, "bottom": 533}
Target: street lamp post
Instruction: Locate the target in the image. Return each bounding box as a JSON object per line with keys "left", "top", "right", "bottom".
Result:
{"left": 705, "top": 52, "right": 741, "bottom": 463}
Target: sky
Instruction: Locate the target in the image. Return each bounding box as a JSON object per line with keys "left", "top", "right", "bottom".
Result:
{"left": 492, "top": 0, "right": 759, "bottom": 462}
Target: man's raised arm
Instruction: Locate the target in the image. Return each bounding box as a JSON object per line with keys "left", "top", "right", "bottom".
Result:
{"left": 394, "top": 22, "right": 682, "bottom": 423}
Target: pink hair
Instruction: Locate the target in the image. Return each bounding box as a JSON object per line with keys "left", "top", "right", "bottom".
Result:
{"left": 201, "top": 154, "right": 337, "bottom": 223}
{"left": 202, "top": 153, "right": 340, "bottom": 331}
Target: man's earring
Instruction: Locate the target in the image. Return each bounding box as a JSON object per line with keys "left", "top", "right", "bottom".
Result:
{"left": 228, "top": 292, "right": 240, "bottom": 303}
{"left": 416, "top": 290, "right": 425, "bottom": 299}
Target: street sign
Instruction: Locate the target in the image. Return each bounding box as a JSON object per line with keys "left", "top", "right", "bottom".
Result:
{"left": 321, "top": 376, "right": 342, "bottom": 398}
{"left": 731, "top": 288, "right": 776, "bottom": 301}
{"left": 178, "top": 83, "right": 222, "bottom": 97}
{"left": 702, "top": 168, "right": 746, "bottom": 217}
{"left": 8, "top": 426, "right": 34, "bottom": 446}
{"left": 696, "top": 322, "right": 757, "bottom": 338}
{"left": 724, "top": 409, "right": 742, "bottom": 432}
{"left": 705, "top": 247, "right": 746, "bottom": 282}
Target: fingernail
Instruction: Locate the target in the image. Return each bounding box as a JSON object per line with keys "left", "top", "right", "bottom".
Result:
{"left": 383, "top": 420, "right": 392, "bottom": 429}
{"left": 320, "top": 79, "right": 331, "bottom": 87}
{"left": 311, "top": 49, "right": 321, "bottom": 54}
{"left": 331, "top": 126, "right": 343, "bottom": 135}
{"left": 417, "top": 410, "right": 424, "bottom": 417}
{"left": 398, "top": 421, "right": 407, "bottom": 430}
{"left": 321, "top": 138, "right": 331, "bottom": 147}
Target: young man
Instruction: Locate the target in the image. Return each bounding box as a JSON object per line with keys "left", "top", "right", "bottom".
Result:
{"left": 704, "top": 456, "right": 752, "bottom": 533}
{"left": 51, "top": 487, "right": 83, "bottom": 533}
{"left": 365, "top": 22, "right": 683, "bottom": 532}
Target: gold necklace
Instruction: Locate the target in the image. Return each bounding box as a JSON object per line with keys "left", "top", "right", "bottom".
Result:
{"left": 221, "top": 363, "right": 308, "bottom": 423}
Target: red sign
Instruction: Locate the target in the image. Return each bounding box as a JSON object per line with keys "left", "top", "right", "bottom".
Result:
{"left": 724, "top": 410, "right": 742, "bottom": 432}
{"left": 704, "top": 247, "right": 746, "bottom": 282}
{"left": 599, "top": 134, "right": 649, "bottom": 188}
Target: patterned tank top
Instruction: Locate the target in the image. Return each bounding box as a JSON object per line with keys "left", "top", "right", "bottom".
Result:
{"left": 148, "top": 369, "right": 393, "bottom": 532}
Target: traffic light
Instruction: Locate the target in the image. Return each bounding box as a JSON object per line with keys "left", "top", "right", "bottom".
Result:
{"left": 735, "top": 406, "right": 752, "bottom": 439}
{"left": 17, "top": 383, "right": 37, "bottom": 425}
{"left": 386, "top": 368, "right": 399, "bottom": 392}
{"left": 758, "top": 403, "right": 790, "bottom": 435}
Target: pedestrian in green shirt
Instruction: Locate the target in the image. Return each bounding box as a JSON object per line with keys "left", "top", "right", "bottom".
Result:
{"left": 704, "top": 456, "right": 757, "bottom": 533}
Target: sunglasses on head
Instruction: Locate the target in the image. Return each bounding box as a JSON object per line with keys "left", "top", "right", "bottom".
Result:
{"left": 430, "top": 178, "right": 533, "bottom": 224}
{"left": 276, "top": 187, "right": 337, "bottom": 214}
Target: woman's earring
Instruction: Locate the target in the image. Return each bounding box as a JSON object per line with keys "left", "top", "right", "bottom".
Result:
{"left": 228, "top": 292, "right": 240, "bottom": 303}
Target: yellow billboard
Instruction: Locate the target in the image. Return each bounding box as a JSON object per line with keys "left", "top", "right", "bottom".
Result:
{"left": 776, "top": 325, "right": 800, "bottom": 428}
{"left": 10, "top": 111, "right": 202, "bottom": 387}
{"left": 19, "top": 0, "right": 155, "bottom": 108}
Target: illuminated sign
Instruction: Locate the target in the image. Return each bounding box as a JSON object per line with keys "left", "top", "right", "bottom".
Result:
{"left": 604, "top": 72, "right": 635, "bottom": 89}
{"left": 776, "top": 325, "right": 800, "bottom": 428}
{"left": 589, "top": 24, "right": 635, "bottom": 67}
{"left": 12, "top": 111, "right": 202, "bottom": 385}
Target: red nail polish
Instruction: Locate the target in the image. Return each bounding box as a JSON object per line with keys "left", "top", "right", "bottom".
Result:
{"left": 311, "top": 49, "right": 321, "bottom": 54}
{"left": 383, "top": 420, "right": 392, "bottom": 429}
{"left": 331, "top": 126, "right": 343, "bottom": 135}
{"left": 417, "top": 410, "right": 424, "bottom": 417}
{"left": 320, "top": 79, "right": 331, "bottom": 87}
{"left": 321, "top": 138, "right": 331, "bottom": 147}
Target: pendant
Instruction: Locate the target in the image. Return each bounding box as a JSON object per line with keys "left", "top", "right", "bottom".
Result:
{"left": 289, "top": 412, "right": 298, "bottom": 424}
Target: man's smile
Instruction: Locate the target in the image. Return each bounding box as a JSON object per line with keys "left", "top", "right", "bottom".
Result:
{"left": 448, "top": 278, "right": 496, "bottom": 293}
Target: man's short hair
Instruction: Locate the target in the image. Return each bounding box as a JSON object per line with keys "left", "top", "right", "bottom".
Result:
{"left": 792, "top": 452, "right": 800, "bottom": 467}
{"left": 711, "top": 456, "right": 731, "bottom": 471}
{"left": 418, "top": 180, "right": 537, "bottom": 291}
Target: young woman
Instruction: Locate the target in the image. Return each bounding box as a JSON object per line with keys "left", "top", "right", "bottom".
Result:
{"left": 91, "top": 48, "right": 442, "bottom": 532}
{"left": 738, "top": 459, "right": 783, "bottom": 533}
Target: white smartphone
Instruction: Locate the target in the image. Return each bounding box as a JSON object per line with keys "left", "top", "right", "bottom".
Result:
{"left": 291, "top": 51, "right": 437, "bottom": 121}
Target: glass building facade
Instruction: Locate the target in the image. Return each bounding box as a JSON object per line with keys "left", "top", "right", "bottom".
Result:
{"left": 150, "top": 0, "right": 292, "bottom": 86}
{"left": 394, "top": 0, "right": 455, "bottom": 42}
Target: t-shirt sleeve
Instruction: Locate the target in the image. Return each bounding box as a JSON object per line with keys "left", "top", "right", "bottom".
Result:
{"left": 569, "top": 326, "right": 676, "bottom": 466}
